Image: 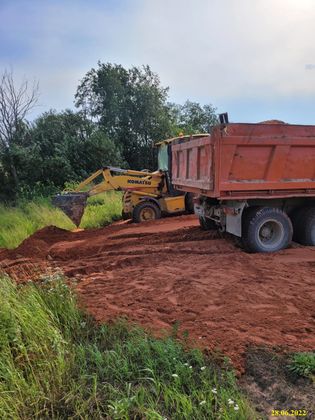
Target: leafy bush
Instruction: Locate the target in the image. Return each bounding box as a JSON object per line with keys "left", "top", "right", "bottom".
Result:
{"left": 17, "top": 181, "right": 60, "bottom": 201}
{"left": 288, "top": 352, "right": 315, "bottom": 378}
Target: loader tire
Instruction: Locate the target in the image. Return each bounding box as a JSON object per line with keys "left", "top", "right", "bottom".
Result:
{"left": 199, "top": 216, "right": 216, "bottom": 231}
{"left": 292, "top": 206, "right": 315, "bottom": 246}
{"left": 242, "top": 207, "right": 292, "bottom": 253}
{"left": 133, "top": 201, "right": 161, "bottom": 223}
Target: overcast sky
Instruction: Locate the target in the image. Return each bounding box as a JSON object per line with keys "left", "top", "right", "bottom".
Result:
{"left": 1, "top": 0, "right": 315, "bottom": 123}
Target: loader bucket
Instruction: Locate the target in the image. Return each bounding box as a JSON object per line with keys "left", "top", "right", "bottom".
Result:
{"left": 52, "top": 193, "right": 88, "bottom": 227}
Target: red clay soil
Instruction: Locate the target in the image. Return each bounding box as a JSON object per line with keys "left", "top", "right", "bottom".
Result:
{"left": 1, "top": 215, "right": 315, "bottom": 373}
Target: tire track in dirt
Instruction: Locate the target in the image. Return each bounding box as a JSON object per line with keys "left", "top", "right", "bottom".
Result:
{"left": 0, "top": 215, "right": 315, "bottom": 373}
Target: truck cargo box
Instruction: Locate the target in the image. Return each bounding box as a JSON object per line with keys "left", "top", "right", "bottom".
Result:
{"left": 171, "top": 123, "right": 315, "bottom": 200}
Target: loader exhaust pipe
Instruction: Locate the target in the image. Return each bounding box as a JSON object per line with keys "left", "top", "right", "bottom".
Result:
{"left": 52, "top": 192, "right": 88, "bottom": 227}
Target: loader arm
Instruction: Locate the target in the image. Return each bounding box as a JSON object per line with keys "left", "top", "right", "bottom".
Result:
{"left": 53, "top": 166, "right": 165, "bottom": 226}
{"left": 75, "top": 167, "right": 163, "bottom": 197}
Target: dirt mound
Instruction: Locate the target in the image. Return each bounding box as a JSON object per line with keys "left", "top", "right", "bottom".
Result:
{"left": 0, "top": 226, "right": 74, "bottom": 280}
{"left": 6, "top": 226, "right": 70, "bottom": 259}
{"left": 259, "top": 119, "right": 287, "bottom": 124}
{"left": 1, "top": 215, "right": 315, "bottom": 373}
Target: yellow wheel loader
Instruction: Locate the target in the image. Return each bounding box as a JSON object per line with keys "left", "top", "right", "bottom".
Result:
{"left": 53, "top": 166, "right": 193, "bottom": 226}
{"left": 52, "top": 134, "right": 207, "bottom": 226}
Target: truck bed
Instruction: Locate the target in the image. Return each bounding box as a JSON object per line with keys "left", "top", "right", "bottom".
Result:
{"left": 171, "top": 123, "right": 315, "bottom": 200}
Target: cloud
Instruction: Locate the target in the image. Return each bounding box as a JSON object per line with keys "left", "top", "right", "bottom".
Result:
{"left": 131, "top": 0, "right": 315, "bottom": 99}
{"left": 0, "top": 0, "right": 315, "bottom": 122}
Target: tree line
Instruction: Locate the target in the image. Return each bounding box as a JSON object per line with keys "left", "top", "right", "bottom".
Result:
{"left": 0, "top": 63, "right": 217, "bottom": 201}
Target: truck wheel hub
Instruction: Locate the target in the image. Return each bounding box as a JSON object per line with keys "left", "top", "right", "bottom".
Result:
{"left": 258, "top": 220, "right": 284, "bottom": 246}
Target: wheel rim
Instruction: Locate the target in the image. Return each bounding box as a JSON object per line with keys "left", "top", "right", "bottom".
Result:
{"left": 257, "top": 219, "right": 285, "bottom": 249}
{"left": 139, "top": 207, "right": 156, "bottom": 221}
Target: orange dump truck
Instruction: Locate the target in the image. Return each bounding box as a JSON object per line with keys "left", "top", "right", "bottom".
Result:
{"left": 171, "top": 120, "right": 315, "bottom": 252}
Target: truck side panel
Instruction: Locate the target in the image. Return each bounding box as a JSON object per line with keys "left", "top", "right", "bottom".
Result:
{"left": 171, "top": 123, "right": 315, "bottom": 200}
{"left": 172, "top": 136, "right": 214, "bottom": 192}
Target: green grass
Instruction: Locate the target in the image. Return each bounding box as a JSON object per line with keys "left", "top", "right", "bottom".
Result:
{"left": 288, "top": 352, "right": 315, "bottom": 378}
{"left": 0, "top": 191, "right": 122, "bottom": 249}
{"left": 0, "top": 275, "right": 255, "bottom": 419}
{"left": 81, "top": 191, "right": 123, "bottom": 229}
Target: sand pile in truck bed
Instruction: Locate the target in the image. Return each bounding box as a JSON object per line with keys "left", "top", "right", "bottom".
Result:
{"left": 1, "top": 215, "right": 315, "bottom": 373}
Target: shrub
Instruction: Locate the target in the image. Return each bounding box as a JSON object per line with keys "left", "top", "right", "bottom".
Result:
{"left": 288, "top": 352, "right": 315, "bottom": 378}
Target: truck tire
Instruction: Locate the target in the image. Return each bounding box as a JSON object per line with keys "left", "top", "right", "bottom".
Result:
{"left": 292, "top": 206, "right": 315, "bottom": 245}
{"left": 199, "top": 216, "right": 216, "bottom": 231}
{"left": 242, "top": 207, "right": 293, "bottom": 253}
{"left": 132, "top": 201, "right": 161, "bottom": 223}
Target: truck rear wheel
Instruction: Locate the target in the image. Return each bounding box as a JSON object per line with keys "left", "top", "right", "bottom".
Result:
{"left": 132, "top": 201, "right": 161, "bottom": 223}
{"left": 242, "top": 207, "right": 293, "bottom": 253}
{"left": 199, "top": 216, "right": 216, "bottom": 231}
{"left": 292, "top": 206, "right": 315, "bottom": 245}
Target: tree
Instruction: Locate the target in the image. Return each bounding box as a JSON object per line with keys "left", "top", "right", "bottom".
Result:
{"left": 0, "top": 70, "right": 39, "bottom": 191}
{"left": 14, "top": 110, "right": 124, "bottom": 189}
{"left": 75, "top": 63, "right": 173, "bottom": 170}
{"left": 168, "top": 100, "right": 217, "bottom": 135}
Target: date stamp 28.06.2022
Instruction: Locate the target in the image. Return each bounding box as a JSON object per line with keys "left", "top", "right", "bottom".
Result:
{"left": 271, "top": 409, "right": 308, "bottom": 417}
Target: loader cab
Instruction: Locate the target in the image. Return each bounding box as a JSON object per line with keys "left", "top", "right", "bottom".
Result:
{"left": 156, "top": 133, "right": 210, "bottom": 173}
{"left": 157, "top": 141, "right": 170, "bottom": 172}
{"left": 156, "top": 137, "right": 180, "bottom": 195}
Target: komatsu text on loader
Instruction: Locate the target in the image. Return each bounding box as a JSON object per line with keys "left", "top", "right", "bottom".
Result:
{"left": 52, "top": 135, "right": 207, "bottom": 226}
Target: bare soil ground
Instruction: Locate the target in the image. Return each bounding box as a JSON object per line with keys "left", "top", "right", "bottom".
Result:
{"left": 239, "top": 348, "right": 314, "bottom": 419}
{"left": 1, "top": 215, "right": 315, "bottom": 375}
